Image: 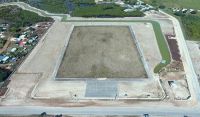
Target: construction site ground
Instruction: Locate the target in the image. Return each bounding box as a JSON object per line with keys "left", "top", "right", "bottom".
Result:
{"left": 0, "top": 20, "right": 196, "bottom": 109}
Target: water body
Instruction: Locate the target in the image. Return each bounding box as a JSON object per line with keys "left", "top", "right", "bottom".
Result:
{"left": 65, "top": 0, "right": 96, "bottom": 14}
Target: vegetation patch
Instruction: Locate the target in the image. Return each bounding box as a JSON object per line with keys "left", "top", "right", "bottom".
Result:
{"left": 181, "top": 15, "right": 200, "bottom": 41}
{"left": 0, "top": 5, "right": 53, "bottom": 33}
{"left": 71, "top": 4, "right": 144, "bottom": 17}
{"left": 0, "top": 68, "right": 12, "bottom": 82}
{"left": 151, "top": 21, "right": 171, "bottom": 73}
{"left": 20, "top": 0, "right": 68, "bottom": 13}
{"left": 142, "top": 0, "right": 200, "bottom": 41}
{"left": 72, "top": 0, "right": 95, "bottom": 4}
{"left": 143, "top": 0, "right": 200, "bottom": 9}
{"left": 0, "top": 39, "right": 6, "bottom": 48}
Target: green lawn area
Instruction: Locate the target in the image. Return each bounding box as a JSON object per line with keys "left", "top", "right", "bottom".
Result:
{"left": 143, "top": 0, "right": 200, "bottom": 9}
{"left": 64, "top": 20, "right": 171, "bottom": 73}
{"left": 71, "top": 4, "right": 144, "bottom": 17}
{"left": 150, "top": 21, "right": 171, "bottom": 73}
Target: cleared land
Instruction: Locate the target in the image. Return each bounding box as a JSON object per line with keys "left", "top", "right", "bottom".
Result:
{"left": 56, "top": 26, "right": 147, "bottom": 78}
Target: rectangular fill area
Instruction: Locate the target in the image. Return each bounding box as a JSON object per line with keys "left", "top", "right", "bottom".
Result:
{"left": 56, "top": 26, "right": 147, "bottom": 78}
{"left": 85, "top": 81, "right": 118, "bottom": 98}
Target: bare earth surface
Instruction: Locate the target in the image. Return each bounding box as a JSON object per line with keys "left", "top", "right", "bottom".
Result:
{"left": 1, "top": 21, "right": 164, "bottom": 105}
{"left": 56, "top": 26, "right": 146, "bottom": 78}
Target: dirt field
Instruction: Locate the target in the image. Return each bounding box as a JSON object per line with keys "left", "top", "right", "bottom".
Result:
{"left": 56, "top": 26, "right": 146, "bottom": 78}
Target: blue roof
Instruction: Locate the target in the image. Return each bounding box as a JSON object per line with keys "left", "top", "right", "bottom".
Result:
{"left": 0, "top": 55, "right": 5, "bottom": 60}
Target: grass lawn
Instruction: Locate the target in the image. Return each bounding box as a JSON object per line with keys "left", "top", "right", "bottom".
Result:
{"left": 143, "top": 0, "right": 200, "bottom": 9}
{"left": 150, "top": 21, "right": 171, "bottom": 73}
{"left": 64, "top": 20, "right": 171, "bottom": 73}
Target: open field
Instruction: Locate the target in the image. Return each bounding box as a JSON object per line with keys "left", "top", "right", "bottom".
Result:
{"left": 62, "top": 19, "right": 171, "bottom": 73}
{"left": 56, "top": 26, "right": 147, "bottom": 78}
{"left": 143, "top": 0, "right": 200, "bottom": 9}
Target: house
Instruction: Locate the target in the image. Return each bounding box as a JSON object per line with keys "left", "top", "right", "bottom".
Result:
{"left": 19, "top": 40, "right": 27, "bottom": 47}
{"left": 124, "top": 8, "right": 135, "bottom": 12}
{"left": 115, "top": 1, "right": 125, "bottom": 6}
{"left": 19, "top": 34, "right": 26, "bottom": 39}
{"left": 10, "top": 48, "right": 17, "bottom": 52}
{"left": 10, "top": 57, "right": 17, "bottom": 62}
{"left": 182, "top": 8, "right": 188, "bottom": 13}
{"left": 0, "top": 33, "right": 5, "bottom": 39}
{"left": 0, "top": 55, "right": 5, "bottom": 61}
{"left": 189, "top": 9, "right": 197, "bottom": 14}
{"left": 2, "top": 56, "right": 9, "bottom": 63}
{"left": 10, "top": 37, "right": 17, "bottom": 42}
{"left": 0, "top": 55, "right": 9, "bottom": 63}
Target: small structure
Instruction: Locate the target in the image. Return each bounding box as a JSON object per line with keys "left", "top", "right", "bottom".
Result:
{"left": 124, "top": 8, "right": 135, "bottom": 12}
{"left": 115, "top": 1, "right": 125, "bottom": 6}
{"left": 0, "top": 55, "right": 9, "bottom": 63}
{"left": 182, "top": 8, "right": 188, "bottom": 13}
{"left": 189, "top": 9, "right": 197, "bottom": 14}
{"left": 10, "top": 48, "right": 17, "bottom": 52}
{"left": 161, "top": 60, "right": 166, "bottom": 64}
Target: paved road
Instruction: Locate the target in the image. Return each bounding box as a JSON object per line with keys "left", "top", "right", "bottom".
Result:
{"left": 0, "top": 106, "right": 200, "bottom": 116}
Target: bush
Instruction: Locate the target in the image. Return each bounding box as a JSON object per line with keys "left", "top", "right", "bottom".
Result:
{"left": 159, "top": 5, "right": 165, "bottom": 9}
{"left": 0, "top": 5, "right": 53, "bottom": 33}
{"left": 181, "top": 15, "right": 200, "bottom": 41}
{"left": 174, "top": 11, "right": 185, "bottom": 16}
{"left": 0, "top": 68, "right": 12, "bottom": 82}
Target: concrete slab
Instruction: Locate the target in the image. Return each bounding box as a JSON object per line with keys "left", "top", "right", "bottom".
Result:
{"left": 85, "top": 80, "right": 118, "bottom": 98}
